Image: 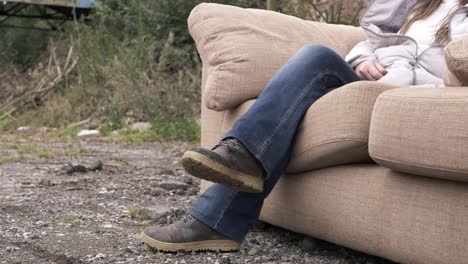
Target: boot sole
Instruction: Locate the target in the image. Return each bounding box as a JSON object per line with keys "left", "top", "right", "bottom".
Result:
{"left": 141, "top": 231, "right": 240, "bottom": 252}
{"left": 182, "top": 151, "right": 264, "bottom": 193}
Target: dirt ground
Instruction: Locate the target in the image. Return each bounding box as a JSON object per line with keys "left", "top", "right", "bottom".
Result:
{"left": 0, "top": 133, "right": 396, "bottom": 264}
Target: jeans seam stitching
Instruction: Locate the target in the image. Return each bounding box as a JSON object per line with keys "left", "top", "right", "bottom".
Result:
{"left": 256, "top": 71, "right": 346, "bottom": 159}
{"left": 256, "top": 77, "right": 319, "bottom": 158}
{"left": 212, "top": 190, "right": 238, "bottom": 228}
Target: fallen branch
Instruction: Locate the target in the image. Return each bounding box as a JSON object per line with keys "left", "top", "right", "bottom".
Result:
{"left": 0, "top": 43, "right": 78, "bottom": 120}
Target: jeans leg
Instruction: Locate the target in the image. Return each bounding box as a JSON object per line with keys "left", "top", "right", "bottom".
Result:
{"left": 189, "top": 44, "right": 360, "bottom": 242}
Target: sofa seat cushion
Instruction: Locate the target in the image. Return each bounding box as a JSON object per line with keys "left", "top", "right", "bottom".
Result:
{"left": 444, "top": 37, "right": 468, "bottom": 86}
{"left": 369, "top": 87, "right": 468, "bottom": 182}
{"left": 210, "top": 81, "right": 397, "bottom": 173}
{"left": 188, "top": 3, "right": 365, "bottom": 111}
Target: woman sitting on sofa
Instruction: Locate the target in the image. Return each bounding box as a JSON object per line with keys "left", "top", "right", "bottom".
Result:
{"left": 141, "top": 0, "right": 468, "bottom": 252}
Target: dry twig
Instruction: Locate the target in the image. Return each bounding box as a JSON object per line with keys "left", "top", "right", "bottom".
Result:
{"left": 0, "top": 41, "right": 78, "bottom": 120}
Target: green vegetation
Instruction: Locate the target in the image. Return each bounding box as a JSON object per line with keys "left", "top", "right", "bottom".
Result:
{"left": 62, "top": 214, "right": 82, "bottom": 227}
{"left": 113, "top": 118, "right": 201, "bottom": 143}
{"left": 128, "top": 207, "right": 150, "bottom": 221}
{"left": 0, "top": 155, "right": 23, "bottom": 164}
{"left": 0, "top": 0, "right": 365, "bottom": 142}
{"left": 0, "top": 0, "right": 254, "bottom": 141}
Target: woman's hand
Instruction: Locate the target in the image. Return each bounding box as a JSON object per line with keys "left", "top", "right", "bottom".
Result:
{"left": 355, "top": 60, "right": 388, "bottom": 81}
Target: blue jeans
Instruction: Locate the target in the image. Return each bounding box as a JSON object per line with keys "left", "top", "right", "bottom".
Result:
{"left": 188, "top": 44, "right": 360, "bottom": 242}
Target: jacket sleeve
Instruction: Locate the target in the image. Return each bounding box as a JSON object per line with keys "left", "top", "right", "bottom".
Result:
{"left": 450, "top": 6, "right": 468, "bottom": 40}
{"left": 344, "top": 40, "right": 378, "bottom": 69}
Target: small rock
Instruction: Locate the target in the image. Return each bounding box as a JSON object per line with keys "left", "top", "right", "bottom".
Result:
{"left": 187, "top": 188, "right": 199, "bottom": 196}
{"left": 87, "top": 118, "right": 101, "bottom": 130}
{"left": 22, "top": 232, "right": 30, "bottom": 239}
{"left": 247, "top": 247, "right": 259, "bottom": 256}
{"left": 180, "top": 175, "right": 193, "bottom": 184}
{"left": 38, "top": 179, "right": 55, "bottom": 187}
{"left": 73, "top": 165, "right": 88, "bottom": 173}
{"left": 220, "top": 256, "right": 231, "bottom": 264}
{"left": 301, "top": 236, "right": 318, "bottom": 251}
{"left": 98, "top": 187, "right": 109, "bottom": 194}
{"left": 146, "top": 205, "right": 172, "bottom": 221}
{"left": 6, "top": 247, "right": 19, "bottom": 252}
{"left": 17, "top": 126, "right": 32, "bottom": 132}
{"left": 88, "top": 160, "right": 103, "bottom": 172}
{"left": 111, "top": 131, "right": 120, "bottom": 136}
{"left": 160, "top": 169, "right": 175, "bottom": 176}
{"left": 61, "top": 163, "right": 74, "bottom": 174}
{"left": 150, "top": 188, "right": 165, "bottom": 197}
{"left": 78, "top": 129, "right": 101, "bottom": 137}
{"left": 175, "top": 189, "right": 186, "bottom": 195}
{"left": 124, "top": 247, "right": 135, "bottom": 254}
{"left": 130, "top": 122, "right": 152, "bottom": 133}
{"left": 35, "top": 221, "right": 45, "bottom": 226}
{"left": 159, "top": 180, "right": 188, "bottom": 191}
{"left": 91, "top": 253, "right": 106, "bottom": 260}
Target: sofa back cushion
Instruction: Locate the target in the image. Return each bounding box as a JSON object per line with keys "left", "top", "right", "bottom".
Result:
{"left": 188, "top": 3, "right": 366, "bottom": 111}
{"left": 369, "top": 87, "right": 468, "bottom": 182}
{"left": 444, "top": 37, "right": 468, "bottom": 87}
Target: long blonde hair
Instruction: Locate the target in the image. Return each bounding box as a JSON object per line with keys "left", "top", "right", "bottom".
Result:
{"left": 400, "top": 0, "right": 467, "bottom": 45}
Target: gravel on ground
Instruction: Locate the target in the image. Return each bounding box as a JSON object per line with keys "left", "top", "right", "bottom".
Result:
{"left": 0, "top": 133, "right": 396, "bottom": 264}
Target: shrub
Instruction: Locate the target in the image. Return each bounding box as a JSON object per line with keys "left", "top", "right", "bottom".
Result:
{"left": 0, "top": 0, "right": 367, "bottom": 141}
{"left": 0, "top": 0, "right": 256, "bottom": 137}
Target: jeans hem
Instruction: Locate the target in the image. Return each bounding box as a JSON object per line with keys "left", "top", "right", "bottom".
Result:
{"left": 188, "top": 207, "right": 246, "bottom": 242}
{"left": 222, "top": 133, "right": 271, "bottom": 177}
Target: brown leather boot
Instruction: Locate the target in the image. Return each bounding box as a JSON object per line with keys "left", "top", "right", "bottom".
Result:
{"left": 182, "top": 138, "right": 264, "bottom": 193}
{"left": 141, "top": 214, "right": 240, "bottom": 252}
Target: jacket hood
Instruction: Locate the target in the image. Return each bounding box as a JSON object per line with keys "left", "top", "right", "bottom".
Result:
{"left": 360, "top": 0, "right": 420, "bottom": 45}
{"left": 361, "top": 0, "right": 419, "bottom": 35}
{"left": 360, "top": 0, "right": 468, "bottom": 44}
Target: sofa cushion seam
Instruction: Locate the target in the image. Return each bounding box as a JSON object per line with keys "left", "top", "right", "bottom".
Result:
{"left": 291, "top": 138, "right": 368, "bottom": 159}
{"left": 372, "top": 155, "right": 468, "bottom": 175}
{"left": 378, "top": 94, "right": 468, "bottom": 100}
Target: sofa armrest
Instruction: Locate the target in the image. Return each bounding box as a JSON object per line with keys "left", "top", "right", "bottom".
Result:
{"left": 188, "top": 3, "right": 366, "bottom": 111}
{"left": 444, "top": 37, "right": 468, "bottom": 86}
{"left": 369, "top": 87, "right": 468, "bottom": 182}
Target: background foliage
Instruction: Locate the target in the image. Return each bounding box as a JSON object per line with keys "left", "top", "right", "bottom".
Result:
{"left": 0, "top": 0, "right": 366, "bottom": 140}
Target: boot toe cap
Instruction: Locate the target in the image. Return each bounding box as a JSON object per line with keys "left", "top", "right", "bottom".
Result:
{"left": 142, "top": 226, "right": 172, "bottom": 243}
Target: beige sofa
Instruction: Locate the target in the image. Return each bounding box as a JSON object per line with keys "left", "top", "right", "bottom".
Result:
{"left": 188, "top": 3, "right": 468, "bottom": 264}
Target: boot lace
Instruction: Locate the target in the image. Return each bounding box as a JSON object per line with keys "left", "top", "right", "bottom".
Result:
{"left": 213, "top": 138, "right": 242, "bottom": 152}
{"left": 182, "top": 214, "right": 193, "bottom": 224}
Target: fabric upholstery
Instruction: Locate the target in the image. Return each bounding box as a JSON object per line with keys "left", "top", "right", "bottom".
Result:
{"left": 444, "top": 63, "right": 464, "bottom": 87}
{"left": 202, "top": 81, "right": 397, "bottom": 173}
{"left": 259, "top": 165, "right": 468, "bottom": 264}
{"left": 288, "top": 81, "right": 397, "bottom": 172}
{"left": 195, "top": 4, "right": 468, "bottom": 264}
{"left": 369, "top": 87, "right": 468, "bottom": 182}
{"left": 188, "top": 3, "right": 366, "bottom": 111}
{"left": 444, "top": 37, "right": 468, "bottom": 86}
{"left": 200, "top": 164, "right": 468, "bottom": 264}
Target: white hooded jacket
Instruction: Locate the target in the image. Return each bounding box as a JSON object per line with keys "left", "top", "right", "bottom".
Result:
{"left": 345, "top": 0, "right": 468, "bottom": 86}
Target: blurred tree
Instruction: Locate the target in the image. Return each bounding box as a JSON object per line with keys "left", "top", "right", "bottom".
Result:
{"left": 267, "top": 0, "right": 277, "bottom": 10}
